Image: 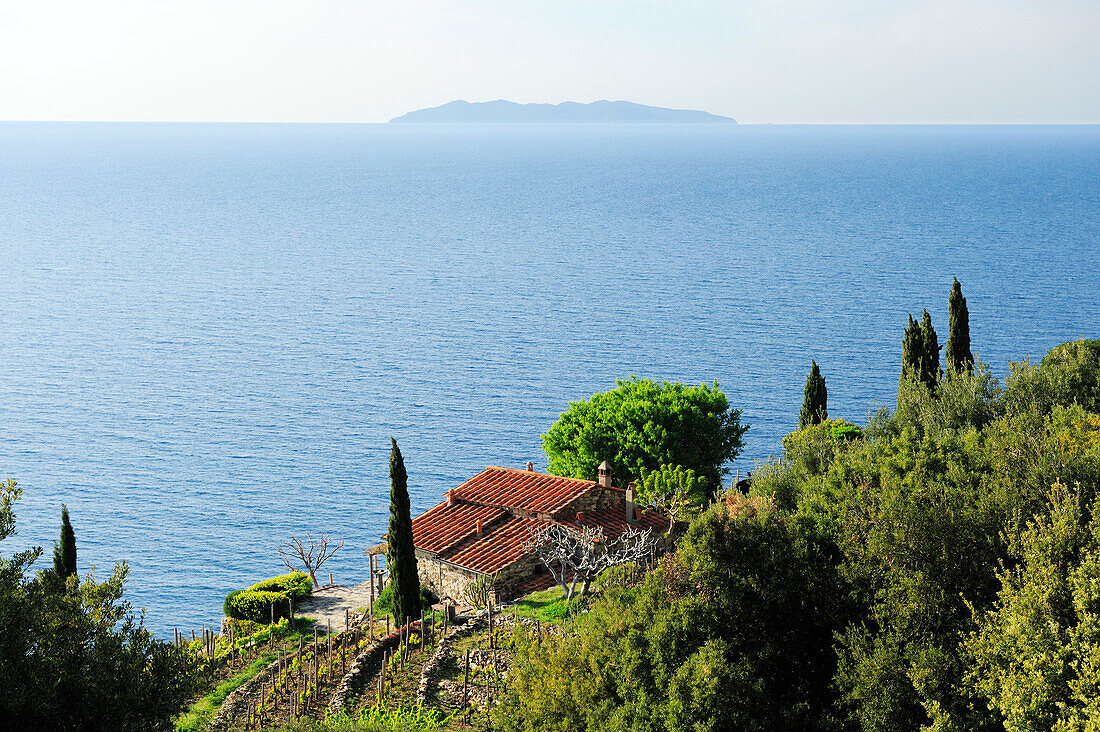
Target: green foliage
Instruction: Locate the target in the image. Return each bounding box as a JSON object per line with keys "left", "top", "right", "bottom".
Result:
{"left": 464, "top": 573, "right": 495, "bottom": 610}
{"left": 224, "top": 589, "right": 291, "bottom": 623}
{"left": 901, "top": 313, "right": 926, "bottom": 386}
{"left": 387, "top": 438, "right": 420, "bottom": 625}
{"left": 965, "top": 483, "right": 1100, "bottom": 732}
{"left": 920, "top": 308, "right": 941, "bottom": 386}
{"left": 800, "top": 359, "right": 828, "bottom": 429}
{"left": 542, "top": 376, "right": 747, "bottom": 496}
{"left": 372, "top": 582, "right": 436, "bottom": 619}
{"left": 223, "top": 589, "right": 243, "bottom": 618}
{"left": 269, "top": 704, "right": 454, "bottom": 730}
{"left": 1004, "top": 339, "right": 1100, "bottom": 417}
{"left": 945, "top": 277, "right": 974, "bottom": 374}
{"left": 174, "top": 649, "right": 280, "bottom": 731}
{"left": 497, "top": 493, "right": 849, "bottom": 732}
{"left": 248, "top": 570, "right": 313, "bottom": 600}
{"left": 743, "top": 336, "right": 1100, "bottom": 732}
{"left": 636, "top": 463, "right": 707, "bottom": 523}
{"left": 0, "top": 484, "right": 202, "bottom": 730}
{"left": 513, "top": 586, "right": 579, "bottom": 623}
{"left": 901, "top": 311, "right": 941, "bottom": 392}
{"left": 52, "top": 504, "right": 77, "bottom": 579}
{"left": 222, "top": 570, "right": 313, "bottom": 624}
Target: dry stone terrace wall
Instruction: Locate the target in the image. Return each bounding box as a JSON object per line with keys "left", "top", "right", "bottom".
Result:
{"left": 328, "top": 620, "right": 422, "bottom": 714}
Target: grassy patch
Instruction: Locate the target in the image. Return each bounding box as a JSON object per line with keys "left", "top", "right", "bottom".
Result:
{"left": 174, "top": 652, "right": 277, "bottom": 731}
{"left": 511, "top": 587, "right": 577, "bottom": 624}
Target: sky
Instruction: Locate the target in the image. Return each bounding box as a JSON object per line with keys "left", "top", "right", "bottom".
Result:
{"left": 0, "top": 0, "right": 1097, "bottom": 124}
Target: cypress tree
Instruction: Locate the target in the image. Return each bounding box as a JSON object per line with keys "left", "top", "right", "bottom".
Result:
{"left": 799, "top": 360, "right": 828, "bottom": 429}
{"left": 945, "top": 277, "right": 974, "bottom": 373}
{"left": 52, "top": 504, "right": 76, "bottom": 580}
{"left": 920, "top": 309, "right": 941, "bottom": 388}
{"left": 901, "top": 313, "right": 925, "bottom": 385}
{"left": 386, "top": 438, "right": 420, "bottom": 625}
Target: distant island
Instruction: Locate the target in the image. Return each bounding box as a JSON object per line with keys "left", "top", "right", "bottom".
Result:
{"left": 390, "top": 99, "right": 736, "bottom": 124}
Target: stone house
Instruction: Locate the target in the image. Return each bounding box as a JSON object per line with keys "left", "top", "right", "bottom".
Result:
{"left": 406, "top": 462, "right": 668, "bottom": 604}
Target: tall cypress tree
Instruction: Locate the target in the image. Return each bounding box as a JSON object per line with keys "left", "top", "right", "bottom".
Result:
{"left": 945, "top": 277, "right": 974, "bottom": 373}
{"left": 920, "top": 309, "right": 941, "bottom": 388}
{"left": 52, "top": 504, "right": 76, "bottom": 580}
{"left": 386, "top": 438, "right": 420, "bottom": 625}
{"left": 799, "top": 360, "right": 828, "bottom": 429}
{"left": 901, "top": 313, "right": 925, "bottom": 385}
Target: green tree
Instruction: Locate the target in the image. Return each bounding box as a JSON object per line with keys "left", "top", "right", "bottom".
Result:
{"left": 799, "top": 360, "right": 828, "bottom": 429}
{"left": 945, "top": 277, "right": 974, "bottom": 374}
{"left": 0, "top": 480, "right": 201, "bottom": 730}
{"left": 636, "top": 463, "right": 707, "bottom": 527}
{"left": 966, "top": 484, "right": 1100, "bottom": 732}
{"left": 497, "top": 493, "right": 848, "bottom": 732}
{"left": 920, "top": 308, "right": 941, "bottom": 388}
{"left": 1004, "top": 339, "right": 1100, "bottom": 417}
{"left": 52, "top": 504, "right": 76, "bottom": 580}
{"left": 542, "top": 377, "right": 747, "bottom": 498}
{"left": 386, "top": 438, "right": 420, "bottom": 625}
{"left": 901, "top": 314, "right": 926, "bottom": 386}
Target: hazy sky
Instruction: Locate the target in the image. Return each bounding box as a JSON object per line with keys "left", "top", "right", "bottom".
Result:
{"left": 1, "top": 0, "right": 1097, "bottom": 123}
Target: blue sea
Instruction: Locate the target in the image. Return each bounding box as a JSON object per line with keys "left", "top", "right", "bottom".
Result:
{"left": 0, "top": 123, "right": 1097, "bottom": 636}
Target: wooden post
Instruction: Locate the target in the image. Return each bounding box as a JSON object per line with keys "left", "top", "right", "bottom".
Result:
{"left": 330, "top": 572, "right": 334, "bottom": 586}
{"left": 463, "top": 648, "right": 470, "bottom": 708}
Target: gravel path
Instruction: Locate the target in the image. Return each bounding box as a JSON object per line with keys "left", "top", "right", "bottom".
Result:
{"left": 296, "top": 582, "right": 376, "bottom": 631}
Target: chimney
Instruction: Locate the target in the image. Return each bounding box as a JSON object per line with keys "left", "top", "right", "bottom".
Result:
{"left": 597, "top": 460, "right": 612, "bottom": 487}
{"left": 476, "top": 518, "right": 483, "bottom": 535}
{"left": 625, "top": 482, "right": 637, "bottom": 523}
{"left": 526, "top": 461, "right": 534, "bottom": 472}
{"left": 447, "top": 489, "right": 456, "bottom": 507}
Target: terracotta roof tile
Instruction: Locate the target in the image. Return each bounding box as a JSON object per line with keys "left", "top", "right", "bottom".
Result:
{"left": 411, "top": 502, "right": 508, "bottom": 554}
{"left": 444, "top": 516, "right": 544, "bottom": 574}
{"left": 558, "top": 507, "right": 669, "bottom": 537}
{"left": 452, "top": 467, "right": 600, "bottom": 514}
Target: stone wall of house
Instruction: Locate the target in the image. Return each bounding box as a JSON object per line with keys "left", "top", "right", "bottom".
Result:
{"left": 416, "top": 552, "right": 482, "bottom": 605}
{"left": 492, "top": 554, "right": 549, "bottom": 600}
{"left": 557, "top": 485, "right": 629, "bottom": 519}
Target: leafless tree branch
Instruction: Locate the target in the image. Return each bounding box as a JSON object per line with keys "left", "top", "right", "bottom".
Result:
{"left": 278, "top": 532, "right": 344, "bottom": 588}
{"left": 525, "top": 523, "right": 657, "bottom": 600}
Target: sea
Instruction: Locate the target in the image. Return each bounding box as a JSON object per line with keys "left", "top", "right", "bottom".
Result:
{"left": 0, "top": 123, "right": 1097, "bottom": 636}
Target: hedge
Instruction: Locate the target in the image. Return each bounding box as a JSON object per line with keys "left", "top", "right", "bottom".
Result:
{"left": 247, "top": 572, "right": 313, "bottom": 601}
{"left": 225, "top": 590, "right": 292, "bottom": 623}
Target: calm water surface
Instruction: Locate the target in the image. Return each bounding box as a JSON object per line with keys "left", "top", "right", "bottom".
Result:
{"left": 0, "top": 123, "right": 1097, "bottom": 635}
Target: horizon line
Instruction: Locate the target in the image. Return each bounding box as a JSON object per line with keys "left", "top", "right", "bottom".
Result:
{"left": 2, "top": 120, "right": 1099, "bottom": 126}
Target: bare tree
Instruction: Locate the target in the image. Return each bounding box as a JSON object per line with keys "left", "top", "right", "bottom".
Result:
{"left": 525, "top": 523, "right": 658, "bottom": 600}
{"left": 278, "top": 532, "right": 344, "bottom": 588}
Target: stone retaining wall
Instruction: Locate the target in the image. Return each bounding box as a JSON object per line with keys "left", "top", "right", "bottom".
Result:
{"left": 327, "top": 621, "right": 422, "bottom": 714}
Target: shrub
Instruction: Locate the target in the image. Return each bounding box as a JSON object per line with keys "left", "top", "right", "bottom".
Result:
{"left": 248, "top": 571, "right": 313, "bottom": 601}
{"left": 225, "top": 590, "right": 291, "bottom": 623}
{"left": 464, "top": 575, "right": 494, "bottom": 609}
{"left": 372, "top": 583, "right": 436, "bottom": 618}
{"left": 223, "top": 589, "right": 243, "bottom": 618}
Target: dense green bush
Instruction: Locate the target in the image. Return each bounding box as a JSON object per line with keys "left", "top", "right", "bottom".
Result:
{"left": 225, "top": 589, "right": 291, "bottom": 623}
{"left": 372, "top": 583, "right": 437, "bottom": 618}
{"left": 222, "top": 571, "right": 313, "bottom": 624}
{"left": 223, "top": 589, "right": 243, "bottom": 618}
{"left": 248, "top": 571, "right": 313, "bottom": 600}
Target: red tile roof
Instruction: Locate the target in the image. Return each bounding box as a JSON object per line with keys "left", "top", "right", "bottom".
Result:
{"left": 558, "top": 507, "right": 670, "bottom": 537}
{"left": 411, "top": 502, "right": 508, "bottom": 554}
{"left": 452, "top": 467, "right": 600, "bottom": 515}
{"left": 444, "top": 515, "right": 545, "bottom": 574}
{"left": 404, "top": 466, "right": 667, "bottom": 578}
